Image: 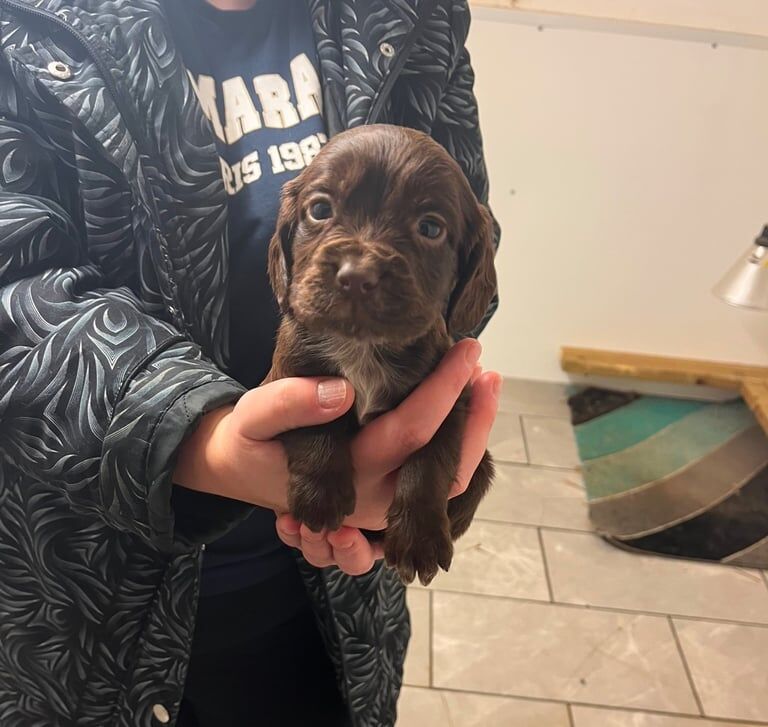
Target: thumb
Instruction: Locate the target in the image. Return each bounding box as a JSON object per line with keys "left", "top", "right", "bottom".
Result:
{"left": 233, "top": 377, "right": 355, "bottom": 441}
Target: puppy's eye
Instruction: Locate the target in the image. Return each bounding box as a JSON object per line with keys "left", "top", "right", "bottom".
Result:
{"left": 309, "top": 201, "right": 333, "bottom": 221}
{"left": 418, "top": 218, "right": 443, "bottom": 240}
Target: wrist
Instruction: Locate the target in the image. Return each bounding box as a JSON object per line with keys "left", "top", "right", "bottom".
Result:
{"left": 173, "top": 405, "right": 235, "bottom": 494}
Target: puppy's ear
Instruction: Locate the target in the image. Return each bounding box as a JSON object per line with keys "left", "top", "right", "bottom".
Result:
{"left": 268, "top": 179, "right": 300, "bottom": 312}
{"left": 447, "top": 203, "right": 497, "bottom": 337}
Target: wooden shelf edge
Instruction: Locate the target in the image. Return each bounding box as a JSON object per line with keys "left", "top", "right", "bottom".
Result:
{"left": 741, "top": 380, "right": 768, "bottom": 435}
{"left": 561, "top": 346, "right": 768, "bottom": 390}
{"left": 561, "top": 346, "right": 768, "bottom": 436}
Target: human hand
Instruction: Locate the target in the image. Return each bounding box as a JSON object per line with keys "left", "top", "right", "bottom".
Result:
{"left": 275, "top": 339, "right": 501, "bottom": 575}
{"left": 172, "top": 376, "right": 355, "bottom": 510}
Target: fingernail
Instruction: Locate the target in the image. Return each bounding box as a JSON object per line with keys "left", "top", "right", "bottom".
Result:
{"left": 465, "top": 340, "right": 482, "bottom": 367}
{"left": 491, "top": 373, "right": 503, "bottom": 399}
{"left": 317, "top": 379, "right": 347, "bottom": 409}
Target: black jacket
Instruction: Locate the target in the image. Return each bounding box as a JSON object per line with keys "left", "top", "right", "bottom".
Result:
{"left": 0, "top": 1, "right": 498, "bottom": 725}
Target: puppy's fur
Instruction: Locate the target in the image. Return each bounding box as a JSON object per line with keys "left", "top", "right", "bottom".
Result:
{"left": 265, "top": 124, "right": 496, "bottom": 585}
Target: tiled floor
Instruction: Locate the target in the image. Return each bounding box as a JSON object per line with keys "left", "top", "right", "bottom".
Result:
{"left": 398, "top": 379, "right": 768, "bottom": 726}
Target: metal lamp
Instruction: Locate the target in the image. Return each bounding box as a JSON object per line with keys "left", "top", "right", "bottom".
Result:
{"left": 713, "top": 225, "right": 768, "bottom": 310}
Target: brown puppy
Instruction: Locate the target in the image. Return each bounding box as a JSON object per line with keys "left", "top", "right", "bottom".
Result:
{"left": 265, "top": 124, "right": 496, "bottom": 585}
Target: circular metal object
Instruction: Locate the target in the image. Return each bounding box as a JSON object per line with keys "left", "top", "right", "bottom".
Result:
{"left": 47, "top": 61, "right": 72, "bottom": 80}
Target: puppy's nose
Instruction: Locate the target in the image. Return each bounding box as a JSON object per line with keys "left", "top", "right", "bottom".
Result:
{"left": 336, "top": 260, "right": 379, "bottom": 296}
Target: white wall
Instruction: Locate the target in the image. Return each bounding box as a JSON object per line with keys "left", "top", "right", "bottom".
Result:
{"left": 469, "top": 11, "right": 768, "bottom": 382}
{"left": 471, "top": 0, "right": 768, "bottom": 38}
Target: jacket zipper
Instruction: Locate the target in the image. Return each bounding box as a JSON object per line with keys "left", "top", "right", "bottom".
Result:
{"left": 367, "top": 0, "right": 440, "bottom": 124}
{"left": 0, "top": 0, "right": 148, "bottom": 148}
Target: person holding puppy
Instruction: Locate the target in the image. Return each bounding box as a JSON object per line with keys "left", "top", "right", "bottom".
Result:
{"left": 0, "top": 0, "right": 500, "bottom": 725}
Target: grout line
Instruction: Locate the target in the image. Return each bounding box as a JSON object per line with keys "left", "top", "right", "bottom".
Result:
{"left": 668, "top": 616, "right": 705, "bottom": 717}
{"left": 537, "top": 528, "right": 555, "bottom": 602}
{"left": 493, "top": 458, "right": 581, "bottom": 473}
{"left": 428, "top": 590, "right": 434, "bottom": 688}
{"left": 405, "top": 685, "right": 768, "bottom": 726}
{"left": 519, "top": 414, "right": 532, "bottom": 464}
{"left": 566, "top": 703, "right": 575, "bottom": 727}
{"left": 415, "top": 587, "right": 768, "bottom": 630}
{"left": 474, "top": 518, "right": 591, "bottom": 534}
{"left": 503, "top": 410, "right": 574, "bottom": 422}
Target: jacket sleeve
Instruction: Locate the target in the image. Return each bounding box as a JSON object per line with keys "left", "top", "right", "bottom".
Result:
{"left": 0, "top": 56, "right": 252, "bottom": 554}
{"left": 429, "top": 0, "right": 500, "bottom": 337}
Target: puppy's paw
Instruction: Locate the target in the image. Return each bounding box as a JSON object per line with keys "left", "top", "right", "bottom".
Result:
{"left": 290, "top": 475, "right": 356, "bottom": 533}
{"left": 384, "top": 516, "right": 453, "bottom": 586}
{"left": 448, "top": 449, "right": 494, "bottom": 540}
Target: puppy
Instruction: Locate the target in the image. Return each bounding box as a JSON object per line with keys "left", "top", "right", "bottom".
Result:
{"left": 265, "top": 124, "right": 496, "bottom": 585}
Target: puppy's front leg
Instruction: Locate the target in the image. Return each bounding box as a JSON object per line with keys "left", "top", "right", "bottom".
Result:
{"left": 281, "top": 415, "right": 356, "bottom": 533}
{"left": 384, "top": 407, "right": 466, "bottom": 586}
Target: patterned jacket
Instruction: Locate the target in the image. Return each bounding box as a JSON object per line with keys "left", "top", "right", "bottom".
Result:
{"left": 0, "top": 1, "right": 497, "bottom": 725}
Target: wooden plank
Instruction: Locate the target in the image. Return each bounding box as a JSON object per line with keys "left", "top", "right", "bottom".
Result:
{"left": 741, "top": 380, "right": 768, "bottom": 435}
{"left": 561, "top": 346, "right": 768, "bottom": 390}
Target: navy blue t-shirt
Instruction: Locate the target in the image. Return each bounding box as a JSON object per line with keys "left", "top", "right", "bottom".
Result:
{"left": 163, "top": 0, "right": 327, "bottom": 595}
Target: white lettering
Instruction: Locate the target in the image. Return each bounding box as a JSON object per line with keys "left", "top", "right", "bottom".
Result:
{"left": 219, "top": 157, "right": 236, "bottom": 195}
{"left": 279, "top": 142, "right": 304, "bottom": 171}
{"left": 222, "top": 76, "right": 262, "bottom": 144}
{"left": 253, "top": 74, "right": 300, "bottom": 128}
{"left": 241, "top": 150, "right": 262, "bottom": 184}
{"left": 299, "top": 133, "right": 324, "bottom": 165}
{"left": 290, "top": 53, "right": 322, "bottom": 121}
{"left": 267, "top": 145, "right": 286, "bottom": 174}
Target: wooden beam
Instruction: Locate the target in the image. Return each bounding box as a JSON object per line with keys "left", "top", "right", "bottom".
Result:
{"left": 561, "top": 346, "right": 768, "bottom": 390}
{"left": 741, "top": 380, "right": 768, "bottom": 434}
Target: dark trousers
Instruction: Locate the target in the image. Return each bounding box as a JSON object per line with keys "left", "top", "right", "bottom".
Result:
{"left": 177, "top": 568, "right": 350, "bottom": 727}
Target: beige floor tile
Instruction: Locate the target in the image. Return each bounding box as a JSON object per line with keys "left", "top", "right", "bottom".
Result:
{"left": 403, "top": 589, "right": 430, "bottom": 687}
{"left": 572, "top": 705, "right": 760, "bottom": 727}
{"left": 488, "top": 411, "right": 528, "bottom": 463}
{"left": 499, "top": 378, "right": 572, "bottom": 418}
{"left": 433, "top": 592, "right": 698, "bottom": 713}
{"left": 542, "top": 530, "right": 768, "bottom": 623}
{"left": 423, "top": 520, "right": 549, "bottom": 600}
{"left": 396, "top": 687, "right": 570, "bottom": 727}
{"left": 673, "top": 619, "right": 768, "bottom": 722}
{"left": 477, "top": 462, "right": 591, "bottom": 531}
{"left": 522, "top": 416, "right": 581, "bottom": 468}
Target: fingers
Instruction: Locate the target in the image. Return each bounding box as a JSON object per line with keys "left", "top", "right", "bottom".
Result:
{"left": 275, "top": 516, "right": 383, "bottom": 575}
{"left": 450, "top": 370, "right": 501, "bottom": 497}
{"left": 327, "top": 527, "right": 384, "bottom": 576}
{"left": 354, "top": 339, "right": 481, "bottom": 472}
{"left": 276, "top": 515, "right": 335, "bottom": 567}
{"left": 297, "top": 524, "right": 336, "bottom": 568}
{"left": 234, "top": 377, "right": 355, "bottom": 441}
{"left": 276, "top": 514, "right": 302, "bottom": 548}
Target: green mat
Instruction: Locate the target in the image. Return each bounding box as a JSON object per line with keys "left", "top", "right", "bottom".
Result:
{"left": 568, "top": 387, "right": 768, "bottom": 568}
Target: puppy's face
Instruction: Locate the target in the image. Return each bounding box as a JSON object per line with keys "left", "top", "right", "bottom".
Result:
{"left": 269, "top": 125, "right": 496, "bottom": 343}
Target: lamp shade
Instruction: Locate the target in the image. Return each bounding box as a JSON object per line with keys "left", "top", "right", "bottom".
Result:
{"left": 713, "top": 226, "right": 768, "bottom": 311}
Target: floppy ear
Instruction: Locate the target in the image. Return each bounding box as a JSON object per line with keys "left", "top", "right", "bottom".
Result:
{"left": 447, "top": 203, "right": 498, "bottom": 337}
{"left": 268, "top": 180, "right": 300, "bottom": 312}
